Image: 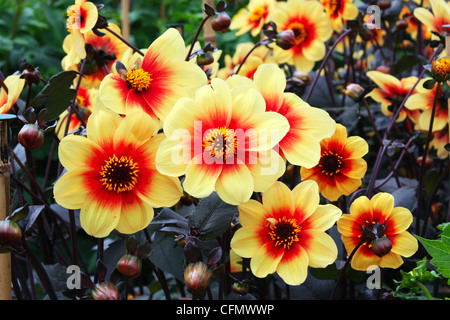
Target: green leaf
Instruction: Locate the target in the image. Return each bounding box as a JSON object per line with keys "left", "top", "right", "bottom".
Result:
{"left": 415, "top": 234, "right": 450, "bottom": 284}
{"left": 423, "top": 79, "right": 436, "bottom": 90}
{"left": 29, "top": 70, "right": 79, "bottom": 121}
{"left": 188, "top": 192, "right": 238, "bottom": 240}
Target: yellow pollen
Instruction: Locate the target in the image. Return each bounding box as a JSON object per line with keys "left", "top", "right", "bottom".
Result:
{"left": 249, "top": 6, "right": 266, "bottom": 22}
{"left": 126, "top": 68, "right": 152, "bottom": 91}
{"left": 432, "top": 57, "right": 450, "bottom": 82}
{"left": 287, "top": 22, "right": 308, "bottom": 45}
{"left": 75, "top": 95, "right": 86, "bottom": 108}
{"left": 318, "top": 150, "right": 343, "bottom": 176}
{"left": 66, "top": 5, "right": 80, "bottom": 33}
{"left": 267, "top": 217, "right": 301, "bottom": 249}
{"left": 202, "top": 127, "right": 238, "bottom": 160}
{"left": 100, "top": 155, "right": 139, "bottom": 193}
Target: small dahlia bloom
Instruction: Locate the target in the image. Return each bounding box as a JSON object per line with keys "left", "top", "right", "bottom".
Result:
{"left": 230, "top": 181, "right": 341, "bottom": 285}
{"left": 337, "top": 193, "right": 418, "bottom": 271}
{"left": 414, "top": 0, "right": 450, "bottom": 38}
{"left": 227, "top": 63, "right": 336, "bottom": 168}
{"left": 271, "top": 0, "right": 333, "bottom": 72}
{"left": 62, "top": 23, "right": 128, "bottom": 89}
{"left": 99, "top": 28, "right": 207, "bottom": 122}
{"left": 300, "top": 123, "right": 368, "bottom": 202}
{"left": 230, "top": 0, "right": 275, "bottom": 37}
{"left": 0, "top": 75, "right": 25, "bottom": 114}
{"left": 65, "top": 0, "right": 99, "bottom": 61}
{"left": 365, "top": 71, "right": 422, "bottom": 123}
{"left": 429, "top": 125, "right": 449, "bottom": 159}
{"left": 53, "top": 109, "right": 183, "bottom": 237}
{"left": 321, "top": 0, "right": 359, "bottom": 32}
{"left": 155, "top": 78, "right": 289, "bottom": 205}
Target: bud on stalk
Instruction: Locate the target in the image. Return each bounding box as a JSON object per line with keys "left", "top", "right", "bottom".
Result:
{"left": 276, "top": 30, "right": 296, "bottom": 50}
{"left": 211, "top": 12, "right": 231, "bottom": 33}
{"left": 0, "top": 220, "right": 22, "bottom": 244}
{"left": 91, "top": 282, "right": 120, "bottom": 300}
{"left": 116, "top": 254, "right": 142, "bottom": 278}
{"left": 184, "top": 262, "right": 212, "bottom": 291}
{"left": 371, "top": 236, "right": 393, "bottom": 257}
{"left": 18, "top": 124, "right": 44, "bottom": 149}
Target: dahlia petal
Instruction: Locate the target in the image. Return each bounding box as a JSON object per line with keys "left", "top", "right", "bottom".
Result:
{"left": 413, "top": 8, "right": 438, "bottom": 32}
{"left": 250, "top": 242, "right": 284, "bottom": 278}
{"left": 0, "top": 75, "right": 25, "bottom": 114}
{"left": 340, "top": 158, "right": 367, "bottom": 179}
{"left": 276, "top": 245, "right": 309, "bottom": 285}
{"left": 229, "top": 86, "right": 266, "bottom": 122}
{"left": 73, "top": 30, "right": 86, "bottom": 60}
{"left": 79, "top": 1, "right": 98, "bottom": 33}
{"left": 140, "top": 171, "right": 183, "bottom": 208}
{"left": 307, "top": 204, "right": 342, "bottom": 231}
{"left": 344, "top": 136, "right": 369, "bottom": 159}
{"left": 302, "top": 230, "right": 338, "bottom": 268}
{"left": 335, "top": 174, "right": 363, "bottom": 198}
{"left": 280, "top": 129, "right": 321, "bottom": 168}
{"left": 215, "top": 164, "right": 254, "bottom": 205}
{"left": 98, "top": 74, "right": 129, "bottom": 115}
{"left": 195, "top": 79, "right": 232, "bottom": 127}
{"left": 155, "top": 135, "right": 190, "bottom": 177}
{"left": 351, "top": 245, "right": 381, "bottom": 271}
{"left": 253, "top": 64, "right": 286, "bottom": 112}
{"left": 248, "top": 150, "right": 286, "bottom": 192}
{"left": 53, "top": 169, "right": 88, "bottom": 209}
{"left": 262, "top": 182, "right": 294, "bottom": 216}
{"left": 183, "top": 155, "right": 222, "bottom": 199}
{"left": 145, "top": 28, "right": 186, "bottom": 63}
{"left": 238, "top": 200, "right": 268, "bottom": 227}
{"left": 166, "top": 61, "right": 208, "bottom": 97}
{"left": 292, "top": 180, "right": 320, "bottom": 219}
{"left": 302, "top": 40, "right": 326, "bottom": 61}
{"left": 86, "top": 109, "right": 122, "bottom": 145}
{"left": 230, "top": 226, "right": 262, "bottom": 258}
{"left": 371, "top": 193, "right": 395, "bottom": 217}
{"left": 250, "top": 111, "right": 290, "bottom": 151}
{"left": 379, "top": 252, "right": 404, "bottom": 269}
{"left": 385, "top": 207, "right": 414, "bottom": 234}
{"left": 58, "top": 134, "right": 102, "bottom": 171}
{"left": 115, "top": 197, "right": 154, "bottom": 235}
{"left": 366, "top": 71, "right": 402, "bottom": 93}
{"left": 390, "top": 232, "right": 418, "bottom": 258}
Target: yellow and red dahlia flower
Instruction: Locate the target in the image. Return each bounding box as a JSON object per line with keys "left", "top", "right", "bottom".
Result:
{"left": 98, "top": 28, "right": 208, "bottom": 122}
{"left": 321, "top": 0, "right": 359, "bottom": 32}
{"left": 230, "top": 181, "right": 341, "bottom": 285}
{"left": 0, "top": 75, "right": 25, "bottom": 114}
{"left": 230, "top": 0, "right": 276, "bottom": 37}
{"left": 271, "top": 0, "right": 333, "bottom": 72}
{"left": 337, "top": 193, "right": 418, "bottom": 271}
{"left": 227, "top": 63, "right": 336, "bottom": 168}
{"left": 65, "top": 0, "right": 99, "bottom": 61}
{"left": 414, "top": 0, "right": 450, "bottom": 38}
{"left": 53, "top": 109, "right": 183, "bottom": 237}
{"left": 300, "top": 123, "right": 368, "bottom": 202}
{"left": 155, "top": 78, "right": 289, "bottom": 205}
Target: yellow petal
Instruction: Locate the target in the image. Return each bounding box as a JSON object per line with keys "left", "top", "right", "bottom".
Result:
{"left": 183, "top": 156, "right": 222, "bottom": 199}
{"left": 292, "top": 180, "right": 320, "bottom": 219}
{"left": 147, "top": 28, "right": 186, "bottom": 62}
{"left": 80, "top": 1, "right": 99, "bottom": 33}
{"left": 215, "top": 164, "right": 254, "bottom": 205}
{"left": 276, "top": 245, "right": 309, "bottom": 285}
{"left": 303, "top": 230, "right": 338, "bottom": 268}
{"left": 115, "top": 198, "right": 154, "bottom": 235}
{"left": 230, "top": 226, "right": 263, "bottom": 258}
{"left": 58, "top": 134, "right": 101, "bottom": 171}
{"left": 86, "top": 109, "right": 122, "bottom": 145}
{"left": 53, "top": 169, "right": 88, "bottom": 209}
{"left": 371, "top": 192, "right": 395, "bottom": 217}
{"left": 262, "top": 181, "right": 294, "bottom": 215}
{"left": 79, "top": 194, "right": 121, "bottom": 238}
{"left": 248, "top": 150, "right": 286, "bottom": 192}
{"left": 253, "top": 64, "right": 286, "bottom": 111}
{"left": 390, "top": 232, "right": 418, "bottom": 257}
{"left": 238, "top": 200, "right": 268, "bottom": 227}
{"left": 307, "top": 204, "right": 342, "bottom": 231}
{"left": 250, "top": 243, "right": 283, "bottom": 278}
{"left": 155, "top": 135, "right": 189, "bottom": 177}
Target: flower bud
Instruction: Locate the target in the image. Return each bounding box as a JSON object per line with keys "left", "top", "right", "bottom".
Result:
{"left": 378, "top": 0, "right": 391, "bottom": 10}
{"left": 231, "top": 282, "right": 249, "bottom": 296}
{"left": 395, "top": 19, "right": 408, "bottom": 31}
{"left": 343, "top": 83, "right": 365, "bottom": 101}
{"left": 184, "top": 262, "right": 212, "bottom": 291}
{"left": 371, "top": 236, "right": 392, "bottom": 257}
{"left": 293, "top": 71, "right": 311, "bottom": 85}
{"left": 431, "top": 57, "right": 450, "bottom": 83}
{"left": 196, "top": 52, "right": 214, "bottom": 66}
{"left": 376, "top": 65, "right": 390, "bottom": 74}
{"left": 91, "top": 282, "right": 120, "bottom": 300}
{"left": 276, "top": 30, "right": 296, "bottom": 50}
{"left": 211, "top": 12, "right": 231, "bottom": 33}
{"left": 18, "top": 124, "right": 44, "bottom": 149}
{"left": 0, "top": 220, "right": 22, "bottom": 244}
{"left": 417, "top": 155, "right": 433, "bottom": 169}
{"left": 116, "top": 254, "right": 142, "bottom": 278}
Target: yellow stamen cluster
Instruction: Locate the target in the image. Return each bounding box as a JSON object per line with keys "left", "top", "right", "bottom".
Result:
{"left": 126, "top": 68, "right": 152, "bottom": 91}
{"left": 100, "top": 155, "right": 140, "bottom": 193}
{"left": 267, "top": 217, "right": 301, "bottom": 249}
{"left": 249, "top": 6, "right": 266, "bottom": 22}
{"left": 202, "top": 127, "right": 238, "bottom": 160}
{"left": 318, "top": 150, "right": 343, "bottom": 176}
{"left": 287, "top": 22, "right": 308, "bottom": 45}
{"left": 431, "top": 57, "right": 450, "bottom": 83}
{"left": 66, "top": 5, "right": 80, "bottom": 33}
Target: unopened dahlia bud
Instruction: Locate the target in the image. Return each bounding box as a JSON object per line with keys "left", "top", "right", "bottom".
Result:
{"left": 18, "top": 124, "right": 44, "bottom": 149}
{"left": 343, "top": 83, "right": 365, "bottom": 101}
{"left": 371, "top": 236, "right": 392, "bottom": 257}
{"left": 184, "top": 262, "right": 212, "bottom": 291}
{"left": 116, "top": 254, "right": 142, "bottom": 278}
{"left": 211, "top": 12, "right": 231, "bottom": 33}
{"left": 293, "top": 71, "right": 311, "bottom": 85}
{"left": 0, "top": 220, "right": 22, "bottom": 244}
{"left": 231, "top": 282, "right": 249, "bottom": 296}
{"left": 91, "top": 282, "right": 120, "bottom": 300}
{"left": 196, "top": 52, "right": 214, "bottom": 66}
{"left": 276, "top": 30, "right": 296, "bottom": 50}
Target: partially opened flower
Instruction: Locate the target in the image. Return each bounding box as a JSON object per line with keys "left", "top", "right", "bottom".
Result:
{"left": 271, "top": 0, "right": 333, "bottom": 72}
{"left": 99, "top": 28, "right": 207, "bottom": 122}
{"left": 300, "top": 123, "right": 368, "bottom": 202}
{"left": 230, "top": 0, "right": 276, "bottom": 37}
{"left": 0, "top": 75, "right": 25, "bottom": 114}
{"left": 365, "top": 71, "right": 423, "bottom": 123}
{"left": 429, "top": 125, "right": 449, "bottom": 159}
{"left": 230, "top": 181, "right": 341, "bottom": 285}
{"left": 53, "top": 109, "right": 183, "bottom": 237}
{"left": 337, "top": 193, "right": 418, "bottom": 271}
{"left": 321, "top": 0, "right": 359, "bottom": 32}
{"left": 55, "top": 87, "right": 97, "bottom": 140}
{"left": 227, "top": 63, "right": 336, "bottom": 168}
{"left": 414, "top": 0, "right": 450, "bottom": 38}
{"left": 62, "top": 23, "right": 128, "bottom": 89}
{"left": 65, "top": 0, "right": 99, "bottom": 61}
{"left": 155, "top": 78, "right": 289, "bottom": 205}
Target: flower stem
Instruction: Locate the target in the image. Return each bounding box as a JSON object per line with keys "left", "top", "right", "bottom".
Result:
{"left": 104, "top": 26, "right": 144, "bottom": 56}
{"left": 417, "top": 281, "right": 433, "bottom": 300}
{"left": 186, "top": 15, "right": 212, "bottom": 61}
{"left": 235, "top": 39, "right": 274, "bottom": 76}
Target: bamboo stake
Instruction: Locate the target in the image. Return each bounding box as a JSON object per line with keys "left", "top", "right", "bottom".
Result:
{"left": 121, "top": 0, "right": 130, "bottom": 41}
{"left": 0, "top": 114, "right": 15, "bottom": 300}
{"left": 203, "top": 0, "right": 217, "bottom": 47}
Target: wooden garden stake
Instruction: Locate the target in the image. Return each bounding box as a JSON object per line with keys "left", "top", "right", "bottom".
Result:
{"left": 121, "top": 0, "right": 130, "bottom": 41}
{"left": 0, "top": 114, "right": 15, "bottom": 300}
{"left": 203, "top": 0, "right": 217, "bottom": 47}
{"left": 445, "top": 25, "right": 450, "bottom": 137}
